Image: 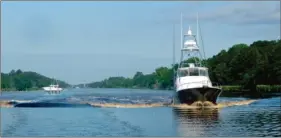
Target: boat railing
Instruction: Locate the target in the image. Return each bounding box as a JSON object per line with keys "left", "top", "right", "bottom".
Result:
{"left": 177, "top": 80, "right": 209, "bottom": 87}
{"left": 177, "top": 80, "right": 222, "bottom": 88}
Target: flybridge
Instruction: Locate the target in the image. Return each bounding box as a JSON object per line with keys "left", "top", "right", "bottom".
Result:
{"left": 178, "top": 13, "right": 203, "bottom": 68}
{"left": 182, "top": 26, "right": 200, "bottom": 52}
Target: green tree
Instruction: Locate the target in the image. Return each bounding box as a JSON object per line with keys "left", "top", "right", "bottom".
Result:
{"left": 86, "top": 39, "right": 281, "bottom": 96}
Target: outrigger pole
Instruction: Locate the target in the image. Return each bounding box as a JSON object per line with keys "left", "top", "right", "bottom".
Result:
{"left": 171, "top": 21, "right": 177, "bottom": 105}
{"left": 173, "top": 23, "right": 176, "bottom": 91}
{"left": 172, "top": 12, "right": 183, "bottom": 105}
{"left": 179, "top": 12, "right": 183, "bottom": 69}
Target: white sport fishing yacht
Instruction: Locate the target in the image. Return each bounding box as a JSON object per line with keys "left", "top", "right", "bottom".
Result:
{"left": 43, "top": 79, "right": 63, "bottom": 94}
{"left": 173, "top": 13, "right": 222, "bottom": 105}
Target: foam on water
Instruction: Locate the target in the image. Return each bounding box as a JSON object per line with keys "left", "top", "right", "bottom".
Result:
{"left": 0, "top": 97, "right": 257, "bottom": 109}
{"left": 89, "top": 102, "right": 170, "bottom": 108}
{"left": 87, "top": 100, "right": 257, "bottom": 108}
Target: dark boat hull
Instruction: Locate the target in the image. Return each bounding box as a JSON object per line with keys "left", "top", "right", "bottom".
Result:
{"left": 173, "top": 87, "right": 222, "bottom": 105}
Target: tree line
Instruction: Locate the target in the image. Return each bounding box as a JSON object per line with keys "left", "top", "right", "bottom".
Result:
{"left": 1, "top": 69, "right": 70, "bottom": 91}
{"left": 86, "top": 39, "right": 281, "bottom": 93}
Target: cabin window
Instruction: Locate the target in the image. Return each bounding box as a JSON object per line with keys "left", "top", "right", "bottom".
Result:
{"left": 189, "top": 68, "right": 199, "bottom": 76}
{"left": 199, "top": 69, "right": 209, "bottom": 76}
{"left": 178, "top": 70, "right": 189, "bottom": 77}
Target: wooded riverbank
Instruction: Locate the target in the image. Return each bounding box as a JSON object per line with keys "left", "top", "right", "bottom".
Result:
{"left": 220, "top": 85, "right": 281, "bottom": 98}
{"left": 83, "top": 39, "right": 281, "bottom": 98}
{"left": 1, "top": 70, "right": 69, "bottom": 91}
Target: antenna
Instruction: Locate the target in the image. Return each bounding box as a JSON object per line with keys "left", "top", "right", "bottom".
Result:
{"left": 187, "top": 26, "right": 192, "bottom": 36}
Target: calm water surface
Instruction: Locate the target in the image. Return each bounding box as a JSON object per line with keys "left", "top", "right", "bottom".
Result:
{"left": 1, "top": 88, "right": 280, "bottom": 137}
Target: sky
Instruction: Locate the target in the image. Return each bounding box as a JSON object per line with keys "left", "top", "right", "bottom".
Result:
{"left": 1, "top": 1, "right": 280, "bottom": 85}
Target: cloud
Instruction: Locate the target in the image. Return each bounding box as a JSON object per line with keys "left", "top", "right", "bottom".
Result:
{"left": 155, "top": 1, "right": 280, "bottom": 26}
{"left": 185, "top": 1, "right": 280, "bottom": 25}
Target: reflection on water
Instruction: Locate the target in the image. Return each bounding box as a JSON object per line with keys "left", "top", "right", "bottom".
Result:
{"left": 173, "top": 108, "right": 219, "bottom": 120}
{"left": 172, "top": 98, "right": 281, "bottom": 137}
{"left": 173, "top": 108, "right": 220, "bottom": 136}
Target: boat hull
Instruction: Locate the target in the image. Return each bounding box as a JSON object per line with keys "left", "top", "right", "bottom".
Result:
{"left": 43, "top": 87, "right": 63, "bottom": 92}
{"left": 174, "top": 87, "right": 222, "bottom": 105}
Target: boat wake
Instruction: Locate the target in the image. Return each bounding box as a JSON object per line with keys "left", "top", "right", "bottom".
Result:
{"left": 87, "top": 100, "right": 257, "bottom": 108}
{"left": 0, "top": 100, "right": 91, "bottom": 108}
{"left": 89, "top": 102, "right": 170, "bottom": 108}
{"left": 0, "top": 100, "right": 37, "bottom": 108}
{"left": 14, "top": 102, "right": 92, "bottom": 108}
{"left": 0, "top": 99, "right": 257, "bottom": 109}
{"left": 171, "top": 100, "right": 257, "bottom": 109}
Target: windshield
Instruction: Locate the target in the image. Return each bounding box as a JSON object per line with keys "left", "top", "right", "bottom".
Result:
{"left": 178, "top": 68, "right": 208, "bottom": 77}
{"left": 199, "top": 69, "right": 208, "bottom": 76}
{"left": 178, "top": 70, "right": 188, "bottom": 77}
{"left": 189, "top": 68, "right": 199, "bottom": 76}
